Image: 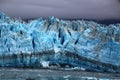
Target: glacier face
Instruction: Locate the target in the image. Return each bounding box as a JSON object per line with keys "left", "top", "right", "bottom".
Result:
{"left": 0, "top": 13, "right": 120, "bottom": 73}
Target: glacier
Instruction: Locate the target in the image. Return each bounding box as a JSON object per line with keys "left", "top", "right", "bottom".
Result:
{"left": 0, "top": 13, "right": 120, "bottom": 73}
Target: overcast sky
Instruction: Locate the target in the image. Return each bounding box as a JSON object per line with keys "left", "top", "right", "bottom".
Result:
{"left": 0, "top": 0, "right": 120, "bottom": 21}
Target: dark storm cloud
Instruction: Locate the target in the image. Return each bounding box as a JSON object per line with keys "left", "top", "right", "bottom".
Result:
{"left": 118, "top": 0, "right": 120, "bottom": 3}
{"left": 0, "top": 0, "right": 120, "bottom": 20}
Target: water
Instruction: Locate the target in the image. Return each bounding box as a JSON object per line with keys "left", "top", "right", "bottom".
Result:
{"left": 0, "top": 68, "right": 119, "bottom": 80}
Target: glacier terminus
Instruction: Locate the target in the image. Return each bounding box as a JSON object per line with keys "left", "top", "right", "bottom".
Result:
{"left": 0, "top": 13, "right": 120, "bottom": 73}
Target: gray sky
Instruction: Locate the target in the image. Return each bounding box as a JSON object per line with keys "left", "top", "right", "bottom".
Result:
{"left": 0, "top": 0, "right": 120, "bottom": 20}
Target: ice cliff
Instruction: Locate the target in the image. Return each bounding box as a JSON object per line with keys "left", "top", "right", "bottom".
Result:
{"left": 0, "top": 13, "right": 120, "bottom": 73}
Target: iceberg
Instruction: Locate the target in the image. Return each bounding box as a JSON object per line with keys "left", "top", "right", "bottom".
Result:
{"left": 0, "top": 13, "right": 120, "bottom": 73}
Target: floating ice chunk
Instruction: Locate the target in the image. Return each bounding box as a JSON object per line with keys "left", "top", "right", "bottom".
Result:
{"left": 63, "top": 75, "right": 71, "bottom": 79}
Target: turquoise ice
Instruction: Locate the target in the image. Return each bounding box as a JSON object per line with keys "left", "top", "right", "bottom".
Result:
{"left": 0, "top": 13, "right": 120, "bottom": 73}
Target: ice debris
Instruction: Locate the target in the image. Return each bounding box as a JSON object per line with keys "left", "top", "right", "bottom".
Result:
{"left": 0, "top": 13, "right": 120, "bottom": 73}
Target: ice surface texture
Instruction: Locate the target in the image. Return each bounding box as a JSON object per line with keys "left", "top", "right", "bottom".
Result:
{"left": 0, "top": 13, "right": 120, "bottom": 73}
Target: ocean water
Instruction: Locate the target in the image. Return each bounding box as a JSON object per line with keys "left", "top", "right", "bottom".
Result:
{"left": 0, "top": 68, "right": 119, "bottom": 80}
